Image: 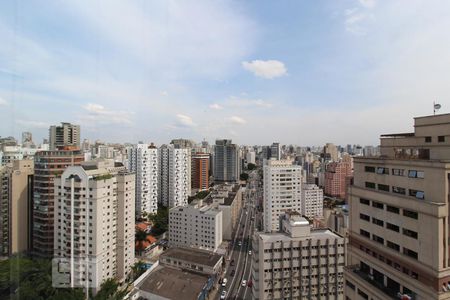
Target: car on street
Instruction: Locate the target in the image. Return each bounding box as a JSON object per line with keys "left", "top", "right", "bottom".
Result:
{"left": 230, "top": 269, "right": 235, "bottom": 276}
{"left": 248, "top": 250, "right": 252, "bottom": 255}
{"left": 220, "top": 291, "right": 227, "bottom": 299}
{"left": 247, "top": 280, "right": 253, "bottom": 287}
{"left": 242, "top": 280, "right": 247, "bottom": 287}
{"left": 230, "top": 260, "right": 235, "bottom": 266}
{"left": 222, "top": 278, "right": 227, "bottom": 287}
{"left": 238, "top": 241, "right": 242, "bottom": 246}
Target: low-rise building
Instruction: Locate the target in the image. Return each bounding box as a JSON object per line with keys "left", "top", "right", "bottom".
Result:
{"left": 159, "top": 247, "right": 223, "bottom": 276}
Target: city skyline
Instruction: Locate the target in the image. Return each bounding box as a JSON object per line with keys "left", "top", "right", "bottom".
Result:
{"left": 1, "top": 1, "right": 450, "bottom": 145}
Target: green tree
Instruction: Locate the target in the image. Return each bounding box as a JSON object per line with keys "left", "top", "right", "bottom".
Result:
{"left": 135, "top": 229, "right": 148, "bottom": 255}
{"left": 240, "top": 173, "right": 249, "bottom": 181}
{"left": 247, "top": 163, "right": 256, "bottom": 170}
{"left": 91, "top": 279, "right": 128, "bottom": 300}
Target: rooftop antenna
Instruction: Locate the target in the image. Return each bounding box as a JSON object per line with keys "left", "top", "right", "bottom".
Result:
{"left": 434, "top": 101, "right": 441, "bottom": 115}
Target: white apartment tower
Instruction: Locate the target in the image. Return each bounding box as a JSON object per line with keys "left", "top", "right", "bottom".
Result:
{"left": 301, "top": 184, "right": 324, "bottom": 218}
{"left": 169, "top": 204, "right": 223, "bottom": 252}
{"left": 252, "top": 212, "right": 345, "bottom": 300}
{"left": 128, "top": 143, "right": 159, "bottom": 216}
{"left": 263, "top": 159, "right": 302, "bottom": 232}
{"left": 159, "top": 144, "right": 191, "bottom": 208}
{"left": 53, "top": 160, "right": 135, "bottom": 291}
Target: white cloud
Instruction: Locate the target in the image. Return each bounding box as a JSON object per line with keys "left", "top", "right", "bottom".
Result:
{"left": 176, "top": 114, "right": 196, "bottom": 127}
{"left": 242, "top": 60, "right": 287, "bottom": 79}
{"left": 16, "top": 119, "right": 48, "bottom": 129}
{"left": 227, "top": 97, "right": 273, "bottom": 108}
{"left": 344, "top": 8, "right": 374, "bottom": 35}
{"left": 160, "top": 91, "right": 169, "bottom": 96}
{"left": 359, "top": 0, "right": 376, "bottom": 9}
{"left": 209, "top": 103, "right": 224, "bottom": 110}
{"left": 82, "top": 103, "right": 133, "bottom": 125}
{"left": 230, "top": 116, "right": 247, "bottom": 125}
{"left": 0, "top": 96, "right": 8, "bottom": 106}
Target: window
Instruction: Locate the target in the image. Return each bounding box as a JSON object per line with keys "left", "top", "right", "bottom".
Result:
{"left": 409, "top": 189, "right": 425, "bottom": 199}
{"left": 360, "top": 229, "right": 370, "bottom": 238}
{"left": 408, "top": 170, "right": 424, "bottom": 178}
{"left": 372, "top": 218, "right": 384, "bottom": 227}
{"left": 358, "top": 289, "right": 369, "bottom": 300}
{"left": 387, "top": 205, "right": 399, "bottom": 214}
{"left": 403, "top": 209, "right": 418, "bottom": 219}
{"left": 365, "top": 182, "right": 376, "bottom": 189}
{"left": 376, "top": 167, "right": 389, "bottom": 174}
{"left": 392, "top": 186, "right": 406, "bottom": 195}
{"left": 372, "top": 201, "right": 384, "bottom": 209}
{"left": 360, "top": 213, "right": 370, "bottom": 221}
{"left": 365, "top": 166, "right": 375, "bottom": 173}
{"left": 403, "top": 228, "right": 418, "bottom": 239}
{"left": 378, "top": 184, "right": 390, "bottom": 192}
{"left": 372, "top": 234, "right": 384, "bottom": 244}
{"left": 425, "top": 136, "right": 432, "bottom": 143}
{"left": 403, "top": 247, "right": 418, "bottom": 260}
{"left": 387, "top": 241, "right": 400, "bottom": 252}
{"left": 386, "top": 223, "right": 399, "bottom": 232}
{"left": 346, "top": 280, "right": 355, "bottom": 290}
{"left": 360, "top": 198, "right": 370, "bottom": 205}
{"left": 392, "top": 168, "right": 404, "bottom": 176}
{"left": 438, "top": 136, "right": 445, "bottom": 142}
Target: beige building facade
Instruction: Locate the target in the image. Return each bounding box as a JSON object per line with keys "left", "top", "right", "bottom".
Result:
{"left": 345, "top": 114, "right": 450, "bottom": 300}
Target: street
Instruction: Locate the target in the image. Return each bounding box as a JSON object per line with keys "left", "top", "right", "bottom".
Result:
{"left": 219, "top": 170, "right": 262, "bottom": 300}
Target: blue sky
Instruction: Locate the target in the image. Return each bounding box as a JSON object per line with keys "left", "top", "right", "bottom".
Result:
{"left": 1, "top": 0, "right": 450, "bottom": 146}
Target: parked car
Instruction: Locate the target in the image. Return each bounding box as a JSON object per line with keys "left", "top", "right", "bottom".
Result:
{"left": 242, "top": 280, "right": 247, "bottom": 287}
{"left": 220, "top": 291, "right": 227, "bottom": 299}
{"left": 247, "top": 280, "right": 253, "bottom": 287}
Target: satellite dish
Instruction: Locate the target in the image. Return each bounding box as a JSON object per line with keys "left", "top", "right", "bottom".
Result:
{"left": 434, "top": 104, "right": 442, "bottom": 109}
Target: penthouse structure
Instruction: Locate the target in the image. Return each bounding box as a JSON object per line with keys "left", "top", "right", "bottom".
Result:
{"left": 345, "top": 114, "right": 450, "bottom": 300}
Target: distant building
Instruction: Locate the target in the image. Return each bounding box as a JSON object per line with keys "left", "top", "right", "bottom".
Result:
{"left": 32, "top": 148, "right": 84, "bottom": 258}
{"left": 246, "top": 150, "right": 256, "bottom": 165}
{"left": 128, "top": 143, "right": 159, "bottom": 216}
{"left": 191, "top": 153, "right": 209, "bottom": 191}
{"left": 159, "top": 144, "right": 191, "bottom": 208}
{"left": 49, "top": 122, "right": 80, "bottom": 150}
{"left": 324, "top": 160, "right": 352, "bottom": 200}
{"left": 270, "top": 142, "right": 281, "bottom": 160}
{"left": 169, "top": 204, "right": 222, "bottom": 252}
{"left": 53, "top": 160, "right": 135, "bottom": 291}
{"left": 263, "top": 160, "right": 302, "bottom": 232}
{"left": 252, "top": 212, "right": 345, "bottom": 299}
{"left": 301, "top": 184, "right": 324, "bottom": 218}
{"left": 0, "top": 160, "right": 34, "bottom": 257}
{"left": 214, "top": 139, "right": 240, "bottom": 182}
{"left": 323, "top": 143, "right": 339, "bottom": 162}
{"left": 21, "top": 131, "right": 33, "bottom": 145}
{"left": 170, "top": 138, "right": 195, "bottom": 149}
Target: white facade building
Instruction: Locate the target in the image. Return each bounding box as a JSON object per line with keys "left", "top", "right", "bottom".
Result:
{"left": 159, "top": 145, "right": 191, "bottom": 208}
{"left": 301, "top": 184, "right": 324, "bottom": 218}
{"left": 263, "top": 160, "right": 302, "bottom": 232}
{"left": 53, "top": 160, "right": 135, "bottom": 291}
{"left": 252, "top": 212, "right": 345, "bottom": 300}
{"left": 169, "top": 204, "right": 223, "bottom": 252}
{"left": 128, "top": 144, "right": 159, "bottom": 216}
{"left": 246, "top": 151, "right": 256, "bottom": 165}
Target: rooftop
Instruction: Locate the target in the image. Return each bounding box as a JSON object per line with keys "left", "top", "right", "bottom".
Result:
{"left": 161, "top": 247, "right": 222, "bottom": 267}
{"left": 137, "top": 265, "right": 208, "bottom": 300}
{"left": 258, "top": 228, "right": 342, "bottom": 243}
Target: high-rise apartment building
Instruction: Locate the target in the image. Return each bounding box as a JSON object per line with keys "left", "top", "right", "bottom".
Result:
{"left": 323, "top": 143, "right": 339, "bottom": 162}
{"left": 271, "top": 142, "right": 281, "bottom": 160}
{"left": 301, "top": 184, "right": 324, "bottom": 218}
{"left": 0, "top": 160, "right": 34, "bottom": 257}
{"left": 49, "top": 122, "right": 80, "bottom": 150}
{"left": 263, "top": 160, "right": 302, "bottom": 232}
{"left": 53, "top": 160, "right": 135, "bottom": 291}
{"left": 345, "top": 114, "right": 450, "bottom": 300}
{"left": 324, "top": 160, "right": 353, "bottom": 200}
{"left": 214, "top": 139, "right": 240, "bottom": 182}
{"left": 169, "top": 204, "right": 222, "bottom": 252}
{"left": 159, "top": 144, "right": 191, "bottom": 208}
{"left": 252, "top": 212, "right": 345, "bottom": 300}
{"left": 191, "top": 153, "right": 209, "bottom": 191}
{"left": 32, "top": 148, "right": 84, "bottom": 258}
{"left": 128, "top": 143, "right": 159, "bottom": 216}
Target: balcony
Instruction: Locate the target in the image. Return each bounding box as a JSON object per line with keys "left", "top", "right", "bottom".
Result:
{"left": 345, "top": 265, "right": 416, "bottom": 300}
